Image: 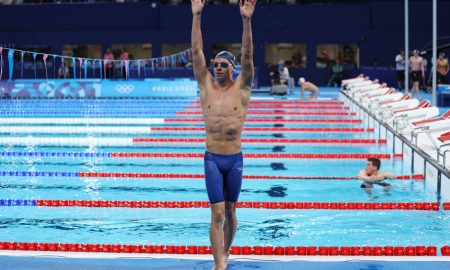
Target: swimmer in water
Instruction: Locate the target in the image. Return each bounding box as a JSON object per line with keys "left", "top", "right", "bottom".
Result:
{"left": 357, "top": 158, "right": 395, "bottom": 189}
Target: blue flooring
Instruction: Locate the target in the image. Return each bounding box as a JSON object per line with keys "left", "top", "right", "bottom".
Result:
{"left": 1, "top": 256, "right": 450, "bottom": 270}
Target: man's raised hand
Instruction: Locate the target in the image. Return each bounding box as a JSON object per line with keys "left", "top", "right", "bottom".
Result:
{"left": 240, "top": 0, "right": 256, "bottom": 19}
{"left": 192, "top": 0, "right": 205, "bottom": 15}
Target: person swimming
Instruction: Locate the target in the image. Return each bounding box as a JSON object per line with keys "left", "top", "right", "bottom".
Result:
{"left": 357, "top": 158, "right": 395, "bottom": 189}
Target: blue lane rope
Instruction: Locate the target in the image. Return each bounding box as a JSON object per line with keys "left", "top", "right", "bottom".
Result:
{"left": 0, "top": 151, "right": 111, "bottom": 158}
{"left": 0, "top": 199, "right": 36, "bottom": 206}
{"left": 0, "top": 171, "right": 78, "bottom": 177}
{"left": 0, "top": 111, "right": 177, "bottom": 116}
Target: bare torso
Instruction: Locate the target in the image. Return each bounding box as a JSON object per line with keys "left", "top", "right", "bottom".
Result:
{"left": 302, "top": 82, "right": 319, "bottom": 92}
{"left": 200, "top": 82, "right": 251, "bottom": 154}
{"left": 409, "top": 56, "right": 423, "bottom": 71}
{"left": 437, "top": 58, "right": 449, "bottom": 76}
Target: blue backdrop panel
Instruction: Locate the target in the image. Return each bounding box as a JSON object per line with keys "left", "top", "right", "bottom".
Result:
{"left": 0, "top": 79, "right": 198, "bottom": 98}
{"left": 101, "top": 79, "right": 198, "bottom": 98}
{"left": 0, "top": 80, "right": 101, "bottom": 98}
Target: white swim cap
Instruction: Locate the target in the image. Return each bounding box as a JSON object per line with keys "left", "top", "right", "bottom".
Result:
{"left": 299, "top": 77, "right": 305, "bottom": 84}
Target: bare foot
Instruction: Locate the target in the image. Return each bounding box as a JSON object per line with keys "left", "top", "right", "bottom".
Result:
{"left": 211, "top": 254, "right": 229, "bottom": 270}
{"left": 222, "top": 254, "right": 229, "bottom": 269}
{"left": 211, "top": 264, "right": 226, "bottom": 270}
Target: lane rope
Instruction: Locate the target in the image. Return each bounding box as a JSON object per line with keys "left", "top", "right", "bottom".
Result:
{"left": 110, "top": 153, "right": 395, "bottom": 159}
{"left": 0, "top": 171, "right": 424, "bottom": 181}
{"left": 0, "top": 241, "right": 444, "bottom": 256}
{"left": 151, "top": 127, "right": 374, "bottom": 133}
{"left": 0, "top": 199, "right": 441, "bottom": 211}
{"left": 175, "top": 111, "right": 357, "bottom": 116}
{"left": 165, "top": 118, "right": 363, "bottom": 123}
{"left": 0, "top": 151, "right": 396, "bottom": 159}
{"left": 132, "top": 138, "right": 387, "bottom": 144}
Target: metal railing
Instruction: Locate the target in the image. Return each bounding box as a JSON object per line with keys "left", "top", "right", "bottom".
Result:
{"left": 340, "top": 89, "right": 450, "bottom": 203}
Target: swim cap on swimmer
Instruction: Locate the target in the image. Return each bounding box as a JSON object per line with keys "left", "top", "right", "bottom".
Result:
{"left": 413, "top": 49, "right": 419, "bottom": 54}
{"left": 215, "top": 51, "right": 236, "bottom": 68}
{"left": 298, "top": 77, "right": 305, "bottom": 84}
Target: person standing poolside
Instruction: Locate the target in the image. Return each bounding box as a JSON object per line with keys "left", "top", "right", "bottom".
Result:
{"left": 120, "top": 48, "right": 129, "bottom": 79}
{"left": 437, "top": 52, "right": 449, "bottom": 84}
{"left": 191, "top": 1, "right": 256, "bottom": 269}
{"left": 327, "top": 58, "right": 344, "bottom": 87}
{"left": 298, "top": 77, "right": 319, "bottom": 100}
{"left": 357, "top": 158, "right": 395, "bottom": 189}
{"left": 409, "top": 50, "right": 425, "bottom": 99}
{"left": 103, "top": 48, "right": 114, "bottom": 79}
{"left": 395, "top": 49, "right": 405, "bottom": 90}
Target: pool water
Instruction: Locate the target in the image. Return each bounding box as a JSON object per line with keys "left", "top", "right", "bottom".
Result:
{"left": 0, "top": 95, "right": 449, "bottom": 252}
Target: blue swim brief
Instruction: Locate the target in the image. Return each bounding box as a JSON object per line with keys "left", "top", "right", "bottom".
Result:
{"left": 204, "top": 151, "right": 243, "bottom": 204}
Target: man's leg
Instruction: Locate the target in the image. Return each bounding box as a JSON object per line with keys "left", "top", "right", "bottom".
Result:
{"left": 310, "top": 90, "right": 319, "bottom": 100}
{"left": 210, "top": 202, "right": 227, "bottom": 270}
{"left": 223, "top": 201, "right": 237, "bottom": 255}
{"left": 221, "top": 152, "right": 243, "bottom": 269}
{"left": 414, "top": 81, "right": 421, "bottom": 98}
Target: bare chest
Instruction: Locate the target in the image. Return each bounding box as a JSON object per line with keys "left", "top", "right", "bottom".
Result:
{"left": 201, "top": 89, "right": 248, "bottom": 117}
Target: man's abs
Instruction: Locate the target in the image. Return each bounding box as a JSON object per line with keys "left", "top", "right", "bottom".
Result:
{"left": 205, "top": 122, "right": 243, "bottom": 154}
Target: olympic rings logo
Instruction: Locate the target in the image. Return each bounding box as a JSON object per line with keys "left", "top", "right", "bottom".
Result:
{"left": 115, "top": 84, "right": 135, "bottom": 94}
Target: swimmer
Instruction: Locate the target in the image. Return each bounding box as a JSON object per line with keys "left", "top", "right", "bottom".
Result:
{"left": 298, "top": 77, "right": 319, "bottom": 100}
{"left": 191, "top": 1, "right": 257, "bottom": 269}
{"left": 357, "top": 158, "right": 395, "bottom": 189}
{"left": 409, "top": 50, "right": 425, "bottom": 99}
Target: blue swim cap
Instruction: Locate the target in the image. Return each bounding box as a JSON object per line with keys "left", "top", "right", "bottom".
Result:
{"left": 215, "top": 51, "right": 236, "bottom": 68}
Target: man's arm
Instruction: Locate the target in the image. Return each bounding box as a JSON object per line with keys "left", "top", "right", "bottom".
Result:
{"left": 191, "top": 0, "right": 211, "bottom": 86}
{"left": 381, "top": 172, "right": 396, "bottom": 180}
{"left": 421, "top": 59, "right": 425, "bottom": 77}
{"left": 357, "top": 170, "right": 386, "bottom": 182}
{"left": 357, "top": 170, "right": 370, "bottom": 180}
{"left": 237, "top": 0, "right": 257, "bottom": 89}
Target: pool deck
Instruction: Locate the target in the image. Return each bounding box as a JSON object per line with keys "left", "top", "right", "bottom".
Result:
{"left": 1, "top": 251, "right": 450, "bottom": 270}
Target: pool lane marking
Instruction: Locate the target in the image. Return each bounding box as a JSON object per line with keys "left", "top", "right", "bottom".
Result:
{"left": 0, "top": 199, "right": 441, "bottom": 211}
{"left": 0, "top": 171, "right": 423, "bottom": 181}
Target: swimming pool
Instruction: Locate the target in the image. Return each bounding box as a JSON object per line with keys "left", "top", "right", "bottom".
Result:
{"left": 0, "top": 92, "right": 449, "bottom": 269}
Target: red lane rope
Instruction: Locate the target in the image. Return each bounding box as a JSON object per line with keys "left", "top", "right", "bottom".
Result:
{"left": 165, "top": 118, "right": 362, "bottom": 123}
{"left": 132, "top": 138, "right": 386, "bottom": 144}
{"left": 152, "top": 127, "right": 374, "bottom": 133}
{"left": 176, "top": 112, "right": 356, "bottom": 116}
{"left": 444, "top": 203, "right": 450, "bottom": 210}
{"left": 32, "top": 200, "right": 439, "bottom": 210}
{"left": 193, "top": 101, "right": 344, "bottom": 105}
{"left": 78, "top": 172, "right": 424, "bottom": 181}
{"left": 185, "top": 105, "right": 350, "bottom": 110}
{"left": 0, "top": 241, "right": 443, "bottom": 256}
{"left": 110, "top": 153, "right": 395, "bottom": 159}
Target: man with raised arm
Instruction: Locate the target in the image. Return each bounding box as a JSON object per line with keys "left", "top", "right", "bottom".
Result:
{"left": 191, "top": 0, "right": 256, "bottom": 269}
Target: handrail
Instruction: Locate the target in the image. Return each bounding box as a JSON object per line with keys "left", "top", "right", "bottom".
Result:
{"left": 340, "top": 90, "right": 450, "bottom": 180}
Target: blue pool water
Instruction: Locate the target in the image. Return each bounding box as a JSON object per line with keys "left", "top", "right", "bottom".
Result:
{"left": 0, "top": 95, "right": 449, "bottom": 254}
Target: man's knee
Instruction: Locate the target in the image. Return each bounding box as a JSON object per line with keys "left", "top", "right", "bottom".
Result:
{"left": 225, "top": 203, "right": 237, "bottom": 218}
{"left": 211, "top": 205, "right": 226, "bottom": 224}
